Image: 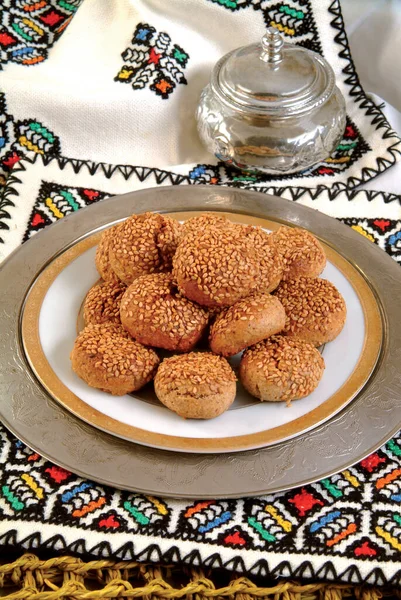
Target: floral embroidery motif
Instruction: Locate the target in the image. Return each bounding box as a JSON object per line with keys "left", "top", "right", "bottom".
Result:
{"left": 115, "top": 23, "right": 189, "bottom": 99}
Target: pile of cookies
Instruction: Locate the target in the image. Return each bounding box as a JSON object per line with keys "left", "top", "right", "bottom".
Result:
{"left": 71, "top": 211, "right": 346, "bottom": 420}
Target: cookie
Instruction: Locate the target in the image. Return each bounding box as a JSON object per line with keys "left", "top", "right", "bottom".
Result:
{"left": 120, "top": 273, "right": 209, "bottom": 352}
{"left": 209, "top": 292, "right": 285, "bottom": 357}
{"left": 109, "top": 212, "right": 181, "bottom": 285}
{"left": 180, "top": 213, "right": 232, "bottom": 240}
{"left": 71, "top": 322, "right": 159, "bottom": 396}
{"left": 270, "top": 226, "right": 326, "bottom": 280}
{"left": 83, "top": 280, "right": 126, "bottom": 326}
{"left": 95, "top": 225, "right": 121, "bottom": 282}
{"left": 242, "top": 225, "right": 283, "bottom": 292}
{"left": 154, "top": 352, "right": 236, "bottom": 419}
{"left": 239, "top": 335, "right": 325, "bottom": 404}
{"left": 274, "top": 277, "right": 346, "bottom": 346}
{"left": 173, "top": 225, "right": 259, "bottom": 308}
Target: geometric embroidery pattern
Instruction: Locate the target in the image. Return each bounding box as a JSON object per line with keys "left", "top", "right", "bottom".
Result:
{"left": 340, "top": 217, "right": 401, "bottom": 265}
{"left": 0, "top": 424, "right": 400, "bottom": 584}
{"left": 0, "top": 157, "right": 400, "bottom": 583}
{"left": 0, "top": 0, "right": 83, "bottom": 68}
{"left": 23, "top": 180, "right": 109, "bottom": 241}
{"left": 115, "top": 23, "right": 189, "bottom": 99}
{"left": 0, "top": 91, "right": 62, "bottom": 185}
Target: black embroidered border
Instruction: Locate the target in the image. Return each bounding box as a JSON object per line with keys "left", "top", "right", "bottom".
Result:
{"left": 0, "top": 170, "right": 21, "bottom": 244}
{"left": 325, "top": 0, "right": 401, "bottom": 190}
{"left": 0, "top": 154, "right": 193, "bottom": 244}
{"left": 0, "top": 527, "right": 400, "bottom": 586}
{"left": 1, "top": 154, "right": 401, "bottom": 247}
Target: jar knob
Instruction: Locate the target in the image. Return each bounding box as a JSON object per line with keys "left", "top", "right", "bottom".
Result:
{"left": 260, "top": 27, "right": 284, "bottom": 64}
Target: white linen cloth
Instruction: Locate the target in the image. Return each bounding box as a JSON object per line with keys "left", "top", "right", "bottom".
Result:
{"left": 341, "top": 0, "right": 401, "bottom": 193}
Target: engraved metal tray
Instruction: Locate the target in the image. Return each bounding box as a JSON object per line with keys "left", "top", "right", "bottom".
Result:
{"left": 1, "top": 186, "right": 400, "bottom": 499}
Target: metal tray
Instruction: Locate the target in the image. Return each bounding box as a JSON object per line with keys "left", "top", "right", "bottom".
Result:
{"left": 0, "top": 186, "right": 400, "bottom": 498}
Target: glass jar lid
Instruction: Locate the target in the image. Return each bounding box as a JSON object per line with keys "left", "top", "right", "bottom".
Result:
{"left": 211, "top": 28, "right": 335, "bottom": 117}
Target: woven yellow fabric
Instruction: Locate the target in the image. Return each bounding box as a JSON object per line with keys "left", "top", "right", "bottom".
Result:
{"left": 0, "top": 554, "right": 399, "bottom": 600}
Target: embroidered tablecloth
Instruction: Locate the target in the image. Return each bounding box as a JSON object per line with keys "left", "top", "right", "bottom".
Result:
{"left": 0, "top": 0, "right": 401, "bottom": 588}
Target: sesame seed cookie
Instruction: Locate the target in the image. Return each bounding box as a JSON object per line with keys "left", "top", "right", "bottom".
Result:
{"left": 71, "top": 322, "right": 159, "bottom": 396}
{"left": 209, "top": 292, "right": 286, "bottom": 357}
{"left": 109, "top": 212, "right": 181, "bottom": 285}
{"left": 154, "top": 352, "right": 237, "bottom": 419}
{"left": 83, "top": 280, "right": 127, "bottom": 326}
{"left": 120, "top": 273, "right": 209, "bottom": 352}
{"left": 239, "top": 335, "right": 325, "bottom": 404}
{"left": 173, "top": 225, "right": 260, "bottom": 308}
{"left": 270, "top": 226, "right": 326, "bottom": 280}
{"left": 95, "top": 225, "right": 121, "bottom": 282}
{"left": 274, "top": 277, "right": 346, "bottom": 346}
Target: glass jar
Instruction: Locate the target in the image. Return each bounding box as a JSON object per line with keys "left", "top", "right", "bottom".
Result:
{"left": 196, "top": 28, "right": 346, "bottom": 175}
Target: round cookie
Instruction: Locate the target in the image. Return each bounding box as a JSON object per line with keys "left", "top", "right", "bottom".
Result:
{"left": 95, "top": 225, "right": 121, "bottom": 282}
{"left": 270, "top": 226, "right": 326, "bottom": 280}
{"left": 274, "top": 277, "right": 346, "bottom": 346}
{"left": 239, "top": 335, "right": 325, "bottom": 405}
{"left": 120, "top": 273, "right": 209, "bottom": 352}
{"left": 109, "top": 212, "right": 181, "bottom": 285}
{"left": 71, "top": 322, "right": 159, "bottom": 396}
{"left": 83, "top": 280, "right": 126, "bottom": 326}
{"left": 209, "top": 292, "right": 286, "bottom": 357}
{"left": 173, "top": 225, "right": 260, "bottom": 308}
{"left": 242, "top": 225, "right": 283, "bottom": 292}
{"left": 154, "top": 352, "right": 236, "bottom": 419}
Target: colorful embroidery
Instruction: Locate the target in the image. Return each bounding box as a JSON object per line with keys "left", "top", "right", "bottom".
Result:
{"left": 340, "top": 218, "right": 401, "bottom": 265}
{"left": 0, "top": 92, "right": 61, "bottom": 189}
{"left": 115, "top": 23, "right": 189, "bottom": 99}
{"left": 189, "top": 164, "right": 220, "bottom": 184}
{"left": 0, "top": 0, "right": 83, "bottom": 68}
{"left": 0, "top": 424, "right": 400, "bottom": 580}
{"left": 23, "top": 181, "right": 108, "bottom": 240}
{"left": 311, "top": 120, "right": 371, "bottom": 177}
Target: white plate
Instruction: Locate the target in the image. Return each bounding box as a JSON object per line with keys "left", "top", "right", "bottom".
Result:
{"left": 21, "top": 211, "right": 381, "bottom": 453}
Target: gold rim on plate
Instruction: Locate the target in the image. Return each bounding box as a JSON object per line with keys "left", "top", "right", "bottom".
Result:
{"left": 21, "top": 211, "right": 383, "bottom": 453}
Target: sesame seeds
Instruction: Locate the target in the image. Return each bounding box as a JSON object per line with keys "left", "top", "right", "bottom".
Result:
{"left": 95, "top": 225, "right": 121, "bottom": 282}
{"left": 73, "top": 322, "right": 159, "bottom": 382}
{"left": 75, "top": 212, "right": 341, "bottom": 409}
{"left": 172, "top": 225, "right": 260, "bottom": 307}
{"left": 108, "top": 212, "right": 181, "bottom": 285}
{"left": 242, "top": 226, "right": 283, "bottom": 291}
{"left": 155, "top": 352, "right": 236, "bottom": 396}
{"left": 270, "top": 226, "right": 326, "bottom": 280}
{"left": 120, "top": 273, "right": 209, "bottom": 351}
{"left": 274, "top": 277, "right": 346, "bottom": 338}
{"left": 240, "top": 335, "right": 325, "bottom": 403}
{"left": 84, "top": 280, "right": 127, "bottom": 325}
{"left": 180, "top": 213, "right": 232, "bottom": 240}
{"left": 211, "top": 292, "right": 283, "bottom": 336}
{"left": 157, "top": 216, "right": 182, "bottom": 269}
